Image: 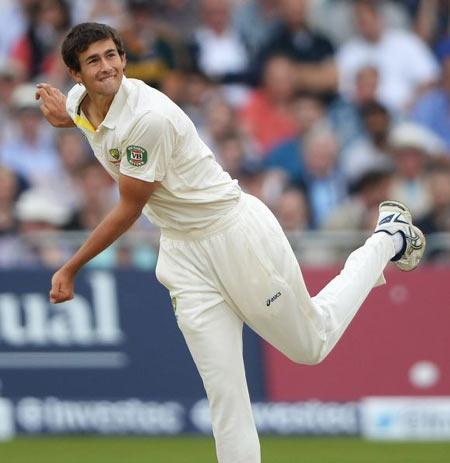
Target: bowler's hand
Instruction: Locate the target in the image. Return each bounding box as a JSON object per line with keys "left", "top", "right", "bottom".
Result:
{"left": 35, "top": 83, "right": 75, "bottom": 128}
{"left": 50, "top": 268, "right": 75, "bottom": 304}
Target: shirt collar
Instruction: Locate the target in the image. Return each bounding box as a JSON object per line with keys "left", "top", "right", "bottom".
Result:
{"left": 101, "top": 76, "right": 128, "bottom": 130}
{"left": 75, "top": 76, "right": 129, "bottom": 131}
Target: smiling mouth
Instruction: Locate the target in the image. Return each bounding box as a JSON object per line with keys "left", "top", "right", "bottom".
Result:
{"left": 99, "top": 75, "right": 116, "bottom": 82}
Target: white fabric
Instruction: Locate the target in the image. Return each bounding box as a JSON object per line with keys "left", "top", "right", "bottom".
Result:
{"left": 392, "top": 231, "right": 405, "bottom": 255}
{"left": 156, "top": 192, "right": 394, "bottom": 463}
{"left": 66, "top": 77, "right": 241, "bottom": 232}
{"left": 194, "top": 27, "right": 249, "bottom": 77}
{"left": 337, "top": 29, "right": 439, "bottom": 111}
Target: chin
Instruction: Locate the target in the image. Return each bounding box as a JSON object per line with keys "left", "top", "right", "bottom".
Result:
{"left": 97, "top": 80, "right": 121, "bottom": 96}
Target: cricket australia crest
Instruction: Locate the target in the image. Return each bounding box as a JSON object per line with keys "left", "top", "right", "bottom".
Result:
{"left": 109, "top": 148, "right": 121, "bottom": 164}
{"left": 126, "top": 145, "right": 148, "bottom": 167}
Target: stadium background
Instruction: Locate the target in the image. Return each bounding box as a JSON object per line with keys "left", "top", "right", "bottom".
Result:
{"left": 0, "top": 0, "right": 449, "bottom": 461}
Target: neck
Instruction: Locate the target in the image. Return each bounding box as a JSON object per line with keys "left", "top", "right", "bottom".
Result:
{"left": 83, "top": 92, "right": 115, "bottom": 129}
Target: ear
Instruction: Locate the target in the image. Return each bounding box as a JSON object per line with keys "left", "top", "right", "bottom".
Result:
{"left": 121, "top": 53, "right": 127, "bottom": 71}
{"left": 68, "top": 68, "right": 83, "bottom": 85}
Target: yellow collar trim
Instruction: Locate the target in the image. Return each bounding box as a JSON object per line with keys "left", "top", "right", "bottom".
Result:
{"left": 74, "top": 114, "right": 96, "bottom": 133}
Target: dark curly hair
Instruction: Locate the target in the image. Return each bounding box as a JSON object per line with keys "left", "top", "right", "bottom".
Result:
{"left": 61, "top": 22, "right": 125, "bottom": 72}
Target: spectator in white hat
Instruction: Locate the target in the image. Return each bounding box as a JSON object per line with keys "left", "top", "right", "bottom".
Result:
{"left": 14, "top": 188, "right": 71, "bottom": 267}
{"left": 388, "top": 122, "right": 445, "bottom": 218}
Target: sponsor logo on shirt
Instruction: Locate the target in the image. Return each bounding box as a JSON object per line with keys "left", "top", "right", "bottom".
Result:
{"left": 126, "top": 145, "right": 148, "bottom": 167}
{"left": 266, "top": 291, "right": 281, "bottom": 307}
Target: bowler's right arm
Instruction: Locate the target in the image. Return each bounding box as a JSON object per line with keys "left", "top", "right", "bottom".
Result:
{"left": 35, "top": 83, "right": 75, "bottom": 128}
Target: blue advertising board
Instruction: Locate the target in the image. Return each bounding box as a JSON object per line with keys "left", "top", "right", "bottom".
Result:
{"left": 0, "top": 269, "right": 266, "bottom": 436}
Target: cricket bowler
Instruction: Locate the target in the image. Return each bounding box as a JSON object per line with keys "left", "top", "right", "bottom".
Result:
{"left": 36, "top": 22, "right": 426, "bottom": 463}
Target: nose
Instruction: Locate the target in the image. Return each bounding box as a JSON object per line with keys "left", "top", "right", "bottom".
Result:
{"left": 99, "top": 56, "right": 113, "bottom": 72}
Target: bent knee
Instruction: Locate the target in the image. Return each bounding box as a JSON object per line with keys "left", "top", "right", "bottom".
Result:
{"left": 284, "top": 342, "right": 329, "bottom": 365}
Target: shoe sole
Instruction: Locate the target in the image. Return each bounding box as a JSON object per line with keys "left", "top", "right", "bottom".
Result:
{"left": 396, "top": 225, "right": 426, "bottom": 272}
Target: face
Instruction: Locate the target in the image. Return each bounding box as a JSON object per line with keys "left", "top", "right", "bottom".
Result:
{"left": 354, "top": 3, "right": 382, "bottom": 42}
{"left": 201, "top": 0, "right": 230, "bottom": 33}
{"left": 304, "top": 133, "right": 339, "bottom": 178}
{"left": 293, "top": 96, "right": 324, "bottom": 134}
{"left": 71, "top": 38, "right": 126, "bottom": 97}
{"left": 393, "top": 148, "right": 425, "bottom": 179}
{"left": 276, "top": 189, "right": 308, "bottom": 232}
{"left": 281, "top": 0, "right": 308, "bottom": 29}
{"left": 263, "top": 56, "right": 296, "bottom": 101}
{"left": 429, "top": 171, "right": 450, "bottom": 208}
{"left": 355, "top": 66, "right": 379, "bottom": 103}
{"left": 0, "top": 168, "right": 18, "bottom": 203}
{"left": 364, "top": 110, "right": 390, "bottom": 141}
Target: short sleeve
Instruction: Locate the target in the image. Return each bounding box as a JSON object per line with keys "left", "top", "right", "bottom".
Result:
{"left": 403, "top": 33, "right": 440, "bottom": 84}
{"left": 120, "top": 112, "right": 175, "bottom": 183}
{"left": 66, "top": 83, "right": 86, "bottom": 121}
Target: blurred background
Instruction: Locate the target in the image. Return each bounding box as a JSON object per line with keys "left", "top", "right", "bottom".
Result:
{"left": 0, "top": 0, "right": 449, "bottom": 461}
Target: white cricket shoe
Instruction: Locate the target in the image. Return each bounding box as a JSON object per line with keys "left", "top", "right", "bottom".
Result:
{"left": 374, "top": 200, "right": 426, "bottom": 271}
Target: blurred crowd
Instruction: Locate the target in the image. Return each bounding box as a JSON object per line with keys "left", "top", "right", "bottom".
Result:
{"left": 1, "top": 0, "right": 450, "bottom": 268}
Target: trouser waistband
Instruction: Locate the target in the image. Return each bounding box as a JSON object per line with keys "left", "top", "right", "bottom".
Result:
{"left": 160, "top": 193, "right": 247, "bottom": 241}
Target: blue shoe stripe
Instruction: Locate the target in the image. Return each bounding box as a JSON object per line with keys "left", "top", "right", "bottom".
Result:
{"left": 379, "top": 214, "right": 394, "bottom": 225}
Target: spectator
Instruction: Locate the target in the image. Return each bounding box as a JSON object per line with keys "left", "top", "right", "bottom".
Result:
{"left": 69, "top": 160, "right": 116, "bottom": 231}
{"left": 410, "top": 41, "right": 450, "bottom": 153}
{"left": 340, "top": 101, "right": 393, "bottom": 185}
{"left": 200, "top": 97, "right": 238, "bottom": 156}
{"left": 156, "top": 0, "right": 200, "bottom": 39}
{"left": 180, "top": 71, "right": 217, "bottom": 129}
{"left": 416, "top": 163, "right": 450, "bottom": 262}
{"left": 325, "top": 169, "right": 392, "bottom": 231}
{"left": 416, "top": 163, "right": 450, "bottom": 234}
{"left": 232, "top": 0, "right": 281, "bottom": 61}
{"left": 9, "top": 0, "right": 72, "bottom": 81}
{"left": 120, "top": 0, "right": 183, "bottom": 89}
{"left": 329, "top": 65, "right": 381, "bottom": 149}
{"left": 257, "top": 0, "right": 337, "bottom": 97}
{"left": 310, "top": 0, "right": 410, "bottom": 46}
{"left": 0, "top": 167, "right": 21, "bottom": 236}
{"left": 189, "top": 0, "right": 250, "bottom": 106}
{"left": 0, "top": 83, "right": 61, "bottom": 190}
{"left": 0, "top": 0, "right": 35, "bottom": 63}
{"left": 240, "top": 167, "right": 288, "bottom": 210}
{"left": 239, "top": 55, "right": 298, "bottom": 157}
{"left": 0, "top": 61, "right": 22, "bottom": 142}
{"left": 263, "top": 93, "right": 327, "bottom": 183}
{"left": 216, "top": 133, "right": 252, "bottom": 181}
{"left": 53, "top": 129, "right": 91, "bottom": 211}
{"left": 336, "top": 0, "right": 439, "bottom": 112}
{"left": 0, "top": 188, "right": 72, "bottom": 268}
{"left": 388, "top": 122, "right": 445, "bottom": 218}
{"left": 413, "top": 0, "right": 449, "bottom": 47}
{"left": 71, "top": 0, "right": 127, "bottom": 28}
{"left": 301, "top": 125, "right": 347, "bottom": 228}
{"left": 274, "top": 186, "right": 310, "bottom": 232}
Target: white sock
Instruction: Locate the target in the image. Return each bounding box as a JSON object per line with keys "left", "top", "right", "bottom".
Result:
{"left": 392, "top": 232, "right": 405, "bottom": 255}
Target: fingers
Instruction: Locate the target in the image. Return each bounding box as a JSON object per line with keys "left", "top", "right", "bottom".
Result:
{"left": 50, "top": 293, "right": 73, "bottom": 304}
{"left": 49, "top": 282, "right": 73, "bottom": 304}
{"left": 36, "top": 82, "right": 53, "bottom": 91}
{"left": 40, "top": 104, "right": 50, "bottom": 117}
{"left": 35, "top": 83, "right": 63, "bottom": 101}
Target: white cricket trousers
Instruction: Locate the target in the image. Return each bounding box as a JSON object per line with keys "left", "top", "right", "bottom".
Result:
{"left": 156, "top": 193, "right": 395, "bottom": 463}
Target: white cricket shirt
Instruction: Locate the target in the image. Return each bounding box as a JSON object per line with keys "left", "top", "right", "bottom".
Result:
{"left": 66, "top": 76, "right": 241, "bottom": 232}
{"left": 337, "top": 29, "right": 439, "bottom": 111}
